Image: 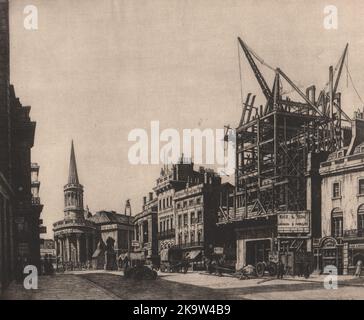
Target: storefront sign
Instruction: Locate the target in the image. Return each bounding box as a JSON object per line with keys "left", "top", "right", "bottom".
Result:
{"left": 277, "top": 211, "right": 310, "bottom": 234}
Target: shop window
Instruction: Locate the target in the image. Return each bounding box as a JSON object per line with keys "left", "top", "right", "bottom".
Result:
{"left": 331, "top": 208, "right": 343, "bottom": 238}
{"left": 359, "top": 179, "right": 364, "bottom": 195}
{"left": 332, "top": 182, "right": 341, "bottom": 198}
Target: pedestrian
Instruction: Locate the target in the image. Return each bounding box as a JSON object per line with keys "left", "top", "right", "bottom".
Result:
{"left": 123, "top": 255, "right": 130, "bottom": 270}
{"left": 354, "top": 260, "right": 362, "bottom": 277}
{"left": 279, "top": 261, "right": 285, "bottom": 279}
{"left": 277, "top": 261, "right": 281, "bottom": 279}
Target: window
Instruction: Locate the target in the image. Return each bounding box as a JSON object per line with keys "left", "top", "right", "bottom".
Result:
{"left": 190, "top": 212, "right": 195, "bottom": 224}
{"left": 189, "top": 199, "right": 194, "bottom": 206}
{"left": 358, "top": 204, "right": 364, "bottom": 230}
{"left": 331, "top": 208, "right": 343, "bottom": 238}
{"left": 171, "top": 217, "right": 173, "bottom": 229}
{"left": 159, "top": 222, "right": 162, "bottom": 232}
{"left": 166, "top": 219, "right": 170, "bottom": 230}
{"left": 183, "top": 214, "right": 188, "bottom": 226}
{"left": 196, "top": 197, "right": 201, "bottom": 204}
{"left": 177, "top": 202, "right": 181, "bottom": 209}
{"left": 359, "top": 179, "right": 364, "bottom": 195}
{"left": 184, "top": 232, "right": 188, "bottom": 244}
{"left": 197, "top": 231, "right": 202, "bottom": 244}
{"left": 183, "top": 201, "right": 187, "bottom": 208}
{"left": 197, "top": 211, "right": 203, "bottom": 223}
{"left": 332, "top": 182, "right": 341, "bottom": 198}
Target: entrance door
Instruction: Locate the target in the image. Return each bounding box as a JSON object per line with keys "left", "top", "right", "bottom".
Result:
{"left": 246, "top": 240, "right": 271, "bottom": 265}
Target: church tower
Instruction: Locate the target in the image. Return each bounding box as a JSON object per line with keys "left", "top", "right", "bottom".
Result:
{"left": 64, "top": 141, "right": 84, "bottom": 220}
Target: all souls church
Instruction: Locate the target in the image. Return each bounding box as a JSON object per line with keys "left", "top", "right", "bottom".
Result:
{"left": 53, "top": 141, "right": 134, "bottom": 269}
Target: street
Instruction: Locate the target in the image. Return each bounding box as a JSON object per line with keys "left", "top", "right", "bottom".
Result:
{"left": 2, "top": 271, "right": 364, "bottom": 300}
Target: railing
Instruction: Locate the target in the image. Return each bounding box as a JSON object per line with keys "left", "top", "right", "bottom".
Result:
{"left": 344, "top": 229, "right": 364, "bottom": 238}
{"left": 157, "top": 229, "right": 175, "bottom": 240}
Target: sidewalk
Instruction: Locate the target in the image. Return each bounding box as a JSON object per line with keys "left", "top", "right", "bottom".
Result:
{"left": 1, "top": 274, "right": 119, "bottom": 300}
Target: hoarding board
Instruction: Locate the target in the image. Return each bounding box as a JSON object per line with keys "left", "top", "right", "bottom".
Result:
{"left": 277, "top": 211, "right": 310, "bottom": 234}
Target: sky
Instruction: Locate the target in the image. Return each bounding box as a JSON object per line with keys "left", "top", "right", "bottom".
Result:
{"left": 8, "top": 0, "right": 364, "bottom": 238}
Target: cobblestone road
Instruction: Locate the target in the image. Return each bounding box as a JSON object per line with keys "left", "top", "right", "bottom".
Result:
{"left": 2, "top": 271, "right": 364, "bottom": 300}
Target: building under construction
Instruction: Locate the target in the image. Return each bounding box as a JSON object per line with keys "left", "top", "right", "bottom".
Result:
{"left": 218, "top": 37, "right": 364, "bottom": 275}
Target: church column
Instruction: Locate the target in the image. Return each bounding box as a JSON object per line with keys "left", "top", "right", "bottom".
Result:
{"left": 59, "top": 236, "right": 63, "bottom": 263}
{"left": 55, "top": 237, "right": 59, "bottom": 267}
{"left": 85, "top": 234, "right": 89, "bottom": 261}
{"left": 76, "top": 234, "right": 81, "bottom": 264}
{"left": 65, "top": 236, "right": 70, "bottom": 262}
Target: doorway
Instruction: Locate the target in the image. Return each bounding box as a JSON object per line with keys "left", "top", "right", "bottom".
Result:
{"left": 246, "top": 239, "right": 271, "bottom": 265}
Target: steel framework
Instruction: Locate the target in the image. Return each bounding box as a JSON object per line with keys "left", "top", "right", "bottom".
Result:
{"left": 234, "top": 38, "right": 351, "bottom": 219}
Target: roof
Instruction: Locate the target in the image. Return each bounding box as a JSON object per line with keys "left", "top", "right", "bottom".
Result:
{"left": 88, "top": 210, "right": 133, "bottom": 225}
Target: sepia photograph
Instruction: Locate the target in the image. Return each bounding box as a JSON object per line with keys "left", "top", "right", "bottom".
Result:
{"left": 0, "top": 0, "right": 364, "bottom": 308}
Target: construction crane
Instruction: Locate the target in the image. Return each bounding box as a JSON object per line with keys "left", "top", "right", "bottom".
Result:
{"left": 237, "top": 37, "right": 272, "bottom": 101}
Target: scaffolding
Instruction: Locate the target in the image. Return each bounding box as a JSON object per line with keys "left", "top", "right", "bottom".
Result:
{"left": 233, "top": 38, "right": 352, "bottom": 219}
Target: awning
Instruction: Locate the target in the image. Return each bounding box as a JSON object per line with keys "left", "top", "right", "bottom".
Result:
{"left": 185, "top": 250, "right": 201, "bottom": 261}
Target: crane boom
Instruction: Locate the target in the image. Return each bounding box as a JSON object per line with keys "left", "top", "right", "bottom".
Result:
{"left": 238, "top": 37, "right": 272, "bottom": 101}
{"left": 333, "top": 43, "right": 349, "bottom": 94}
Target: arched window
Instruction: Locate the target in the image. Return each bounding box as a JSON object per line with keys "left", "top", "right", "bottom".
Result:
{"left": 358, "top": 204, "right": 364, "bottom": 231}
{"left": 331, "top": 208, "right": 343, "bottom": 238}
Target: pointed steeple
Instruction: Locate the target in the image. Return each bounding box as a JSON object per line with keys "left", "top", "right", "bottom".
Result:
{"left": 68, "top": 140, "right": 79, "bottom": 185}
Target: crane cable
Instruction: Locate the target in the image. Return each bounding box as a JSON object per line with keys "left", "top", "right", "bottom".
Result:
{"left": 345, "top": 50, "right": 364, "bottom": 106}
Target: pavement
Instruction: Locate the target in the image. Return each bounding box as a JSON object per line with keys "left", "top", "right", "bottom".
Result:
{"left": 1, "top": 270, "right": 364, "bottom": 300}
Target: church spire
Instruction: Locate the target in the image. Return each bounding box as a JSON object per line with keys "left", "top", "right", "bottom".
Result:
{"left": 68, "top": 140, "right": 79, "bottom": 185}
{"left": 64, "top": 140, "right": 84, "bottom": 219}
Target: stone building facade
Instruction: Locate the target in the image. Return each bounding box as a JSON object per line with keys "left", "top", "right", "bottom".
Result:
{"left": 317, "top": 115, "right": 364, "bottom": 275}
{"left": 174, "top": 173, "right": 221, "bottom": 263}
{"left": 154, "top": 157, "right": 223, "bottom": 252}
{"left": 133, "top": 193, "right": 158, "bottom": 263}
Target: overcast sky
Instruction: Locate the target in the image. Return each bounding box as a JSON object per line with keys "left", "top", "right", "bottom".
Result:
{"left": 8, "top": 0, "right": 364, "bottom": 238}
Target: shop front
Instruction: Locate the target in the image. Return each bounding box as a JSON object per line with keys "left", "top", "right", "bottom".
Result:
{"left": 313, "top": 236, "right": 344, "bottom": 275}
{"left": 235, "top": 217, "right": 277, "bottom": 270}
{"left": 343, "top": 229, "right": 364, "bottom": 275}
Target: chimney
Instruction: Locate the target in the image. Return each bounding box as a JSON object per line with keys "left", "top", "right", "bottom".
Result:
{"left": 149, "top": 192, "right": 153, "bottom": 201}
{"left": 143, "top": 196, "right": 147, "bottom": 205}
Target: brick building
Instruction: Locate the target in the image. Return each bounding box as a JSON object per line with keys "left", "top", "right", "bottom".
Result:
{"left": 0, "top": 0, "right": 42, "bottom": 291}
